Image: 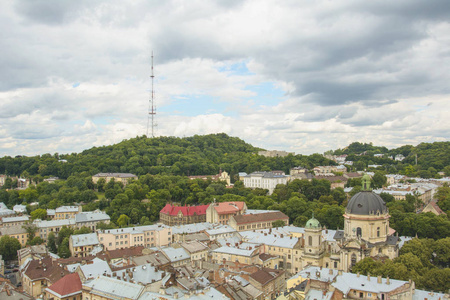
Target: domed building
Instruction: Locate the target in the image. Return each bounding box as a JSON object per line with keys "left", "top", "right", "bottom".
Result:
{"left": 337, "top": 175, "right": 399, "bottom": 271}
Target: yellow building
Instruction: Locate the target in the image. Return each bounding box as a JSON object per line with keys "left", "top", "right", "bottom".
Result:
{"left": 54, "top": 206, "right": 81, "bottom": 220}
{"left": 0, "top": 225, "right": 30, "bottom": 247}
{"left": 212, "top": 245, "right": 260, "bottom": 265}
{"left": 22, "top": 257, "right": 69, "bottom": 299}
{"left": 92, "top": 173, "right": 138, "bottom": 187}
{"left": 69, "top": 233, "right": 100, "bottom": 258}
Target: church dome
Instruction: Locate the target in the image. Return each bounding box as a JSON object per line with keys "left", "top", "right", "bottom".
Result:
{"left": 346, "top": 191, "right": 387, "bottom": 215}
{"left": 305, "top": 215, "right": 321, "bottom": 229}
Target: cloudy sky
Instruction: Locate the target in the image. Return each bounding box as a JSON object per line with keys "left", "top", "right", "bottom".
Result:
{"left": 1, "top": 0, "right": 449, "bottom": 157}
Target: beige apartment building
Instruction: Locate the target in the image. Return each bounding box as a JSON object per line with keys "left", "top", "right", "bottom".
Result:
{"left": 97, "top": 224, "right": 172, "bottom": 251}
{"left": 0, "top": 215, "right": 29, "bottom": 228}
{"left": 206, "top": 201, "right": 247, "bottom": 224}
{"left": 229, "top": 211, "right": 289, "bottom": 231}
{"left": 0, "top": 225, "right": 30, "bottom": 247}
{"left": 92, "top": 173, "right": 138, "bottom": 187}
{"left": 55, "top": 206, "right": 81, "bottom": 220}
{"left": 69, "top": 233, "right": 101, "bottom": 258}
{"left": 212, "top": 246, "right": 261, "bottom": 265}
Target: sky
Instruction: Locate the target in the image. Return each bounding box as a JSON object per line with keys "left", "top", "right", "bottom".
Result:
{"left": 1, "top": 0, "right": 449, "bottom": 157}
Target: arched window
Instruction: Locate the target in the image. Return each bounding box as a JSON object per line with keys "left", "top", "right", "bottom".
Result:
{"left": 308, "top": 236, "right": 313, "bottom": 246}
{"left": 351, "top": 254, "right": 357, "bottom": 267}
{"left": 356, "top": 227, "right": 362, "bottom": 237}
{"left": 377, "top": 227, "right": 380, "bottom": 237}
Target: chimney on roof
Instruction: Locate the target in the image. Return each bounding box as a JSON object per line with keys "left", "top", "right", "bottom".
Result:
{"left": 329, "top": 269, "right": 333, "bottom": 275}
{"left": 386, "top": 276, "right": 390, "bottom": 284}
{"left": 377, "top": 276, "right": 382, "bottom": 284}
{"left": 357, "top": 272, "right": 360, "bottom": 277}
{"left": 367, "top": 273, "right": 371, "bottom": 281}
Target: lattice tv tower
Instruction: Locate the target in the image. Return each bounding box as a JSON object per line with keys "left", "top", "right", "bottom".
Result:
{"left": 146, "top": 51, "right": 157, "bottom": 138}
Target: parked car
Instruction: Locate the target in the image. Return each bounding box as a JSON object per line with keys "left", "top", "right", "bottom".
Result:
{"left": 4, "top": 270, "right": 12, "bottom": 274}
{"left": 13, "top": 268, "right": 19, "bottom": 272}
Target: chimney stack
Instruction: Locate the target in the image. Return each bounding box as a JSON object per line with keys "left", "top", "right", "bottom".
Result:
{"left": 377, "top": 276, "right": 382, "bottom": 284}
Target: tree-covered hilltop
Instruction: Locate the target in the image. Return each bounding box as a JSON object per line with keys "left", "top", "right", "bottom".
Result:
{"left": 327, "top": 141, "right": 450, "bottom": 177}
{"left": 0, "top": 133, "right": 333, "bottom": 181}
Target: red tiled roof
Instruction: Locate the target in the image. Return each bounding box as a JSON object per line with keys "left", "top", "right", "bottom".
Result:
{"left": 214, "top": 202, "right": 245, "bottom": 215}
{"left": 160, "top": 204, "right": 209, "bottom": 216}
{"left": 46, "top": 273, "right": 82, "bottom": 298}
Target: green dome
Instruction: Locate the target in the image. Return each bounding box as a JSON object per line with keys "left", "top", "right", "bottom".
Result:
{"left": 305, "top": 214, "right": 321, "bottom": 229}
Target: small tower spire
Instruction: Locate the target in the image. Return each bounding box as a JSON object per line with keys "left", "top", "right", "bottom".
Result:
{"left": 361, "top": 174, "right": 372, "bottom": 191}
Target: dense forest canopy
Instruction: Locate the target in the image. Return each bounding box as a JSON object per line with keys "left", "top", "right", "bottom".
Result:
{"left": 0, "top": 133, "right": 335, "bottom": 180}
{"left": 1, "top": 135, "right": 449, "bottom": 181}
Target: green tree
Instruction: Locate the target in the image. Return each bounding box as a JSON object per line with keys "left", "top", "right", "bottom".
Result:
{"left": 23, "top": 224, "right": 38, "bottom": 242}
{"left": 272, "top": 220, "right": 286, "bottom": 228}
{"left": 117, "top": 214, "right": 131, "bottom": 227}
{"left": 58, "top": 237, "right": 71, "bottom": 258}
{"left": 0, "top": 236, "right": 21, "bottom": 261}
{"left": 30, "top": 208, "right": 47, "bottom": 220}
{"left": 47, "top": 232, "right": 57, "bottom": 253}
{"left": 74, "top": 226, "right": 92, "bottom": 235}
{"left": 56, "top": 226, "right": 74, "bottom": 246}
{"left": 28, "top": 236, "right": 45, "bottom": 246}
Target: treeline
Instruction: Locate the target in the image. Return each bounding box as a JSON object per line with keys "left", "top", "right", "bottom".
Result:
{"left": 328, "top": 141, "right": 450, "bottom": 177}
{"left": 2, "top": 171, "right": 450, "bottom": 240}
{"left": 352, "top": 238, "right": 450, "bottom": 293}
{"left": 0, "top": 133, "right": 333, "bottom": 180}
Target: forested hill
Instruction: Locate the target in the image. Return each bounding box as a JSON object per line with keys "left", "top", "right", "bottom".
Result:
{"left": 0, "top": 133, "right": 333, "bottom": 180}
{"left": 327, "top": 141, "right": 450, "bottom": 176}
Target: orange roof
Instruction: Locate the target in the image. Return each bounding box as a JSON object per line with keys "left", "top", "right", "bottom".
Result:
{"left": 214, "top": 202, "right": 245, "bottom": 215}
{"left": 46, "top": 273, "right": 82, "bottom": 298}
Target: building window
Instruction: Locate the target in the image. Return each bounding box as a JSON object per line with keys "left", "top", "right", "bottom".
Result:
{"left": 351, "top": 254, "right": 357, "bottom": 267}
{"left": 377, "top": 227, "right": 380, "bottom": 237}
{"left": 308, "top": 236, "right": 312, "bottom": 246}
{"left": 356, "top": 227, "right": 362, "bottom": 237}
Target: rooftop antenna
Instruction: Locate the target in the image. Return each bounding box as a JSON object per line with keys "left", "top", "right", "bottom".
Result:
{"left": 146, "top": 51, "right": 156, "bottom": 137}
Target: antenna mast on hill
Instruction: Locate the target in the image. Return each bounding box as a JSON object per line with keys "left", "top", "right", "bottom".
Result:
{"left": 146, "top": 51, "right": 157, "bottom": 138}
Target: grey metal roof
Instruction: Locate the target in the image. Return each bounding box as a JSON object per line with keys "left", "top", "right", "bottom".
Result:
{"left": 83, "top": 276, "right": 144, "bottom": 299}
{"left": 333, "top": 230, "right": 344, "bottom": 240}
{"left": 239, "top": 230, "right": 299, "bottom": 248}
{"left": 2, "top": 215, "right": 29, "bottom": 222}
{"left": 55, "top": 206, "right": 79, "bottom": 213}
{"left": 386, "top": 235, "right": 399, "bottom": 245}
{"left": 0, "top": 225, "right": 27, "bottom": 235}
{"left": 160, "top": 247, "right": 190, "bottom": 262}
{"left": 36, "top": 219, "right": 75, "bottom": 228}
{"left": 70, "top": 233, "right": 99, "bottom": 247}
{"left": 80, "top": 258, "right": 112, "bottom": 278}
{"left": 75, "top": 211, "right": 110, "bottom": 223}
{"left": 213, "top": 246, "right": 258, "bottom": 257}
{"left": 346, "top": 191, "right": 387, "bottom": 215}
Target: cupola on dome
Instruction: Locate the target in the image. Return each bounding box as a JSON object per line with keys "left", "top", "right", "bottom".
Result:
{"left": 305, "top": 213, "right": 321, "bottom": 229}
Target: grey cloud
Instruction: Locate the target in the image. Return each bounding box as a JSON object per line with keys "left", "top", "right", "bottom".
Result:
{"left": 13, "top": 0, "right": 87, "bottom": 25}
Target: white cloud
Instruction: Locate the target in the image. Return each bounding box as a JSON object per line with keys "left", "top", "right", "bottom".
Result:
{"left": 0, "top": 0, "right": 449, "bottom": 157}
